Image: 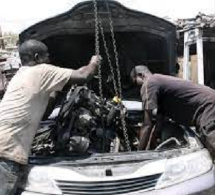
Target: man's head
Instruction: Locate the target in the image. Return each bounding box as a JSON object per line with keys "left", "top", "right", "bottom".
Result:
{"left": 130, "top": 65, "right": 152, "bottom": 85}
{"left": 19, "top": 39, "right": 50, "bottom": 66}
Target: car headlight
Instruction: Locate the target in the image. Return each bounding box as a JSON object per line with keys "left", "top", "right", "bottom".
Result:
{"left": 24, "top": 167, "right": 61, "bottom": 195}
{"left": 156, "top": 149, "right": 213, "bottom": 189}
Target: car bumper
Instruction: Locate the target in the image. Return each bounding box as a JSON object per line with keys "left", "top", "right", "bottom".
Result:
{"left": 19, "top": 166, "right": 215, "bottom": 195}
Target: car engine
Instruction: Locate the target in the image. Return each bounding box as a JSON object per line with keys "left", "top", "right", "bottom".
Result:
{"left": 32, "top": 86, "right": 136, "bottom": 156}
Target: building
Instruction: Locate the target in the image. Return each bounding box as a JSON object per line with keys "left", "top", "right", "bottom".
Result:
{"left": 177, "top": 13, "right": 215, "bottom": 88}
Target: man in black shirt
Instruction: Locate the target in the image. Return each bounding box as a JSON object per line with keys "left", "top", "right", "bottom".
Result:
{"left": 130, "top": 65, "right": 215, "bottom": 154}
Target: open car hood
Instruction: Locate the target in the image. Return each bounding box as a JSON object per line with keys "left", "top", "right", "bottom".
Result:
{"left": 19, "top": 0, "right": 176, "bottom": 98}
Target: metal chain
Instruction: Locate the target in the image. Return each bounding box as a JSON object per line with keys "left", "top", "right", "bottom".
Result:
{"left": 99, "top": 19, "right": 130, "bottom": 151}
{"left": 105, "top": 0, "right": 131, "bottom": 151}
{"left": 99, "top": 18, "right": 131, "bottom": 151}
{"left": 93, "top": 0, "right": 107, "bottom": 152}
{"left": 105, "top": 0, "right": 122, "bottom": 99}
{"left": 93, "top": 0, "right": 103, "bottom": 102}
{"left": 99, "top": 20, "right": 119, "bottom": 97}
{"left": 120, "top": 109, "right": 131, "bottom": 151}
{"left": 93, "top": 0, "right": 131, "bottom": 151}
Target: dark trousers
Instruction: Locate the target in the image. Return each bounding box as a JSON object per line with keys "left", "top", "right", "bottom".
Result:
{"left": 0, "top": 158, "right": 21, "bottom": 195}
{"left": 202, "top": 121, "right": 215, "bottom": 158}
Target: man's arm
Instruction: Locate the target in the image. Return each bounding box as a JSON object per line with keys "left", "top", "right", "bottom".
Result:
{"left": 154, "top": 113, "right": 163, "bottom": 135}
{"left": 69, "top": 55, "right": 101, "bottom": 85}
{"left": 138, "top": 110, "right": 154, "bottom": 150}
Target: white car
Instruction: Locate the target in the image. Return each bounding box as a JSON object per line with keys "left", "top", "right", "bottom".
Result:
{"left": 16, "top": 96, "right": 215, "bottom": 195}
{"left": 17, "top": 1, "right": 215, "bottom": 195}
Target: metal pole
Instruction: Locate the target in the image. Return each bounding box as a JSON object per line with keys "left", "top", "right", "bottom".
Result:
{"left": 183, "top": 31, "right": 189, "bottom": 80}
{"left": 196, "top": 28, "right": 204, "bottom": 85}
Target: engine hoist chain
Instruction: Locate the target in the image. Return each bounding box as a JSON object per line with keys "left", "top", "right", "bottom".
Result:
{"left": 104, "top": 0, "right": 131, "bottom": 152}
{"left": 99, "top": 20, "right": 119, "bottom": 98}
{"left": 104, "top": 0, "right": 122, "bottom": 99}
{"left": 93, "top": 0, "right": 103, "bottom": 103}
{"left": 93, "top": 0, "right": 131, "bottom": 151}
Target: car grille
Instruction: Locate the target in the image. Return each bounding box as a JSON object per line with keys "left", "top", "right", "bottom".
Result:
{"left": 56, "top": 173, "right": 161, "bottom": 195}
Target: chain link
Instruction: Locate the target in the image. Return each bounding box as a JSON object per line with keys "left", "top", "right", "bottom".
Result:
{"left": 99, "top": 20, "right": 119, "bottom": 97}
{"left": 105, "top": 0, "right": 131, "bottom": 151}
{"left": 100, "top": 19, "right": 131, "bottom": 151}
{"left": 93, "top": 0, "right": 103, "bottom": 102}
{"left": 104, "top": 0, "right": 122, "bottom": 99}
{"left": 120, "top": 105, "right": 131, "bottom": 151}
{"left": 93, "top": 0, "right": 131, "bottom": 151}
{"left": 120, "top": 109, "right": 131, "bottom": 151}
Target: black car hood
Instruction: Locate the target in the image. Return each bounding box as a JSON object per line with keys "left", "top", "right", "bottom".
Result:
{"left": 19, "top": 0, "right": 176, "bottom": 98}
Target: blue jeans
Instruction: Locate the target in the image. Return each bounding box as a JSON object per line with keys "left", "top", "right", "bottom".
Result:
{"left": 0, "top": 158, "right": 20, "bottom": 195}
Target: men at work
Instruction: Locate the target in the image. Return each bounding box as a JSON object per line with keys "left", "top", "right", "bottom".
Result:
{"left": 0, "top": 39, "right": 101, "bottom": 194}
{"left": 130, "top": 65, "right": 215, "bottom": 154}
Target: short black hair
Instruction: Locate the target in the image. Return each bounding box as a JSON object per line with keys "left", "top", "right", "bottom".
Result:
{"left": 130, "top": 65, "right": 152, "bottom": 79}
{"left": 19, "top": 39, "right": 48, "bottom": 65}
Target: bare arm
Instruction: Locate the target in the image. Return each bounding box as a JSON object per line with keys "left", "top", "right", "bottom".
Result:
{"left": 138, "top": 110, "right": 154, "bottom": 150}
{"left": 69, "top": 55, "right": 101, "bottom": 85}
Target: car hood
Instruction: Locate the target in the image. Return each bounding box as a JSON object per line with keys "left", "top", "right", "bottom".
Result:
{"left": 19, "top": 0, "right": 176, "bottom": 99}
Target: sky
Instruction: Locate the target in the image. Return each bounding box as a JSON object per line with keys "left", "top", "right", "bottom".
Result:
{"left": 0, "top": 0, "right": 215, "bottom": 33}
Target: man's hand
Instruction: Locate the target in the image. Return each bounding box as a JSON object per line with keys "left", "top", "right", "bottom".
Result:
{"left": 69, "top": 55, "right": 102, "bottom": 85}
{"left": 89, "top": 55, "right": 102, "bottom": 78}
{"left": 90, "top": 55, "right": 102, "bottom": 66}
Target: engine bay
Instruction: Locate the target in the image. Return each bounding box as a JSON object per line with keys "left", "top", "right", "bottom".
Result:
{"left": 32, "top": 86, "right": 190, "bottom": 156}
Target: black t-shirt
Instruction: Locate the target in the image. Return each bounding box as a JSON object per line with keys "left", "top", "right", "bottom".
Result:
{"left": 141, "top": 74, "right": 215, "bottom": 129}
